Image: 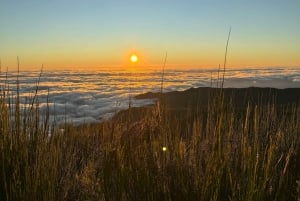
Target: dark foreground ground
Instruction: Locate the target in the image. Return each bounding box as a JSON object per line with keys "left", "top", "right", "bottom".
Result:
{"left": 1, "top": 87, "right": 300, "bottom": 201}
{"left": 113, "top": 87, "right": 300, "bottom": 122}
{"left": 136, "top": 87, "right": 300, "bottom": 108}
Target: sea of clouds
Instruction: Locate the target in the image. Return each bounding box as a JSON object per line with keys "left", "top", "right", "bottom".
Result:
{"left": 1, "top": 67, "right": 299, "bottom": 124}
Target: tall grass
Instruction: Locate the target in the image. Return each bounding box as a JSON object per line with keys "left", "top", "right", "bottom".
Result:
{"left": 0, "top": 68, "right": 300, "bottom": 200}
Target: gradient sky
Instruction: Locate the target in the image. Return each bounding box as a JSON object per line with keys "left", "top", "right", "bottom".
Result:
{"left": 1, "top": 0, "right": 300, "bottom": 70}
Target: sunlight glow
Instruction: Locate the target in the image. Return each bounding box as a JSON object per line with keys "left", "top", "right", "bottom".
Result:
{"left": 130, "top": 54, "right": 138, "bottom": 63}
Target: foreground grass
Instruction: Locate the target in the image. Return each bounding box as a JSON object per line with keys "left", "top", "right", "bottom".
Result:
{"left": 0, "top": 82, "right": 300, "bottom": 201}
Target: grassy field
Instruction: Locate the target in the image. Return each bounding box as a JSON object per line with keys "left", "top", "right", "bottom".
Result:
{"left": 1, "top": 78, "right": 300, "bottom": 201}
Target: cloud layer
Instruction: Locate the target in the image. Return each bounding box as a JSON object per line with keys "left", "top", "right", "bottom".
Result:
{"left": 1, "top": 67, "right": 299, "bottom": 124}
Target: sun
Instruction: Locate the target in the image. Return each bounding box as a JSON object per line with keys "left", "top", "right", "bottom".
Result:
{"left": 130, "top": 54, "right": 138, "bottom": 63}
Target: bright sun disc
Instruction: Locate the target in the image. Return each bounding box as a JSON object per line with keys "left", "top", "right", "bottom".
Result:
{"left": 130, "top": 54, "right": 138, "bottom": 63}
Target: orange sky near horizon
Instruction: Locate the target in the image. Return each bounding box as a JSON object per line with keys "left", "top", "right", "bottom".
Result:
{"left": 2, "top": 41, "right": 300, "bottom": 71}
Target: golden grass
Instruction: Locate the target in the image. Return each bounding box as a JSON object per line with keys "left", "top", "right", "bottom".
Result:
{"left": 1, "top": 75, "right": 300, "bottom": 201}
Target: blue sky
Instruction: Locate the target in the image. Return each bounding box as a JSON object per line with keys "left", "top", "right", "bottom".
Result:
{"left": 1, "top": 0, "right": 300, "bottom": 70}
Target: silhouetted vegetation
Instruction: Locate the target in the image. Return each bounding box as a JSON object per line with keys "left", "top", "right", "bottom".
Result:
{"left": 1, "top": 75, "right": 300, "bottom": 200}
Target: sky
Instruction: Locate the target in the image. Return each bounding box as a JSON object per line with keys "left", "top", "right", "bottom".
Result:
{"left": 0, "top": 0, "right": 300, "bottom": 70}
